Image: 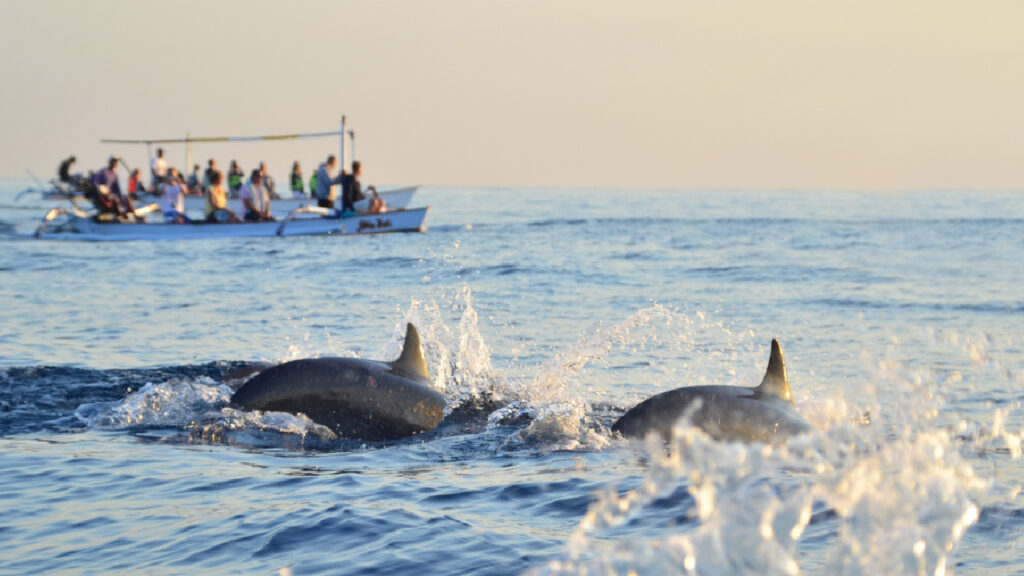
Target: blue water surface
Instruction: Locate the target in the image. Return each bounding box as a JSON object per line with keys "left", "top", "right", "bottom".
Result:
{"left": 1, "top": 182, "right": 1022, "bottom": 575}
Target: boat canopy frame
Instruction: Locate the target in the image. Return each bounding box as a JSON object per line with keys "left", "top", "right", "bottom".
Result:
{"left": 101, "top": 116, "right": 352, "bottom": 176}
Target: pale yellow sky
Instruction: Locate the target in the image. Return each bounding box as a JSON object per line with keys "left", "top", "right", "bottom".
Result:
{"left": 1, "top": 0, "right": 1021, "bottom": 189}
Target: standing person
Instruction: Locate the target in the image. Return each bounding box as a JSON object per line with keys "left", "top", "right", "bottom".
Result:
{"left": 239, "top": 169, "right": 272, "bottom": 221}
{"left": 342, "top": 161, "right": 379, "bottom": 214}
{"left": 202, "top": 159, "right": 218, "bottom": 192}
{"left": 204, "top": 170, "right": 241, "bottom": 223}
{"left": 227, "top": 160, "right": 244, "bottom": 197}
{"left": 57, "top": 156, "right": 76, "bottom": 183}
{"left": 314, "top": 154, "right": 344, "bottom": 210}
{"left": 290, "top": 161, "right": 305, "bottom": 198}
{"left": 259, "top": 161, "right": 280, "bottom": 200}
{"left": 159, "top": 168, "right": 189, "bottom": 223}
{"left": 151, "top": 148, "right": 168, "bottom": 188}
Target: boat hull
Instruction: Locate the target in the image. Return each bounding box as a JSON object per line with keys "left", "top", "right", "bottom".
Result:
{"left": 35, "top": 207, "right": 430, "bottom": 241}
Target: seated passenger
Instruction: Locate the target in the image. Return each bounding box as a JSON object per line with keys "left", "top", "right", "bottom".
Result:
{"left": 204, "top": 170, "right": 241, "bottom": 223}
{"left": 127, "top": 169, "right": 145, "bottom": 199}
{"left": 91, "top": 157, "right": 140, "bottom": 219}
{"left": 342, "top": 161, "right": 383, "bottom": 215}
{"left": 160, "top": 168, "right": 190, "bottom": 223}
{"left": 227, "top": 160, "right": 244, "bottom": 196}
{"left": 290, "top": 161, "right": 305, "bottom": 198}
{"left": 239, "top": 169, "right": 273, "bottom": 222}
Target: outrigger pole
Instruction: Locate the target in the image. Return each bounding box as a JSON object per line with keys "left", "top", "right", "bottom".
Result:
{"left": 101, "top": 116, "right": 352, "bottom": 173}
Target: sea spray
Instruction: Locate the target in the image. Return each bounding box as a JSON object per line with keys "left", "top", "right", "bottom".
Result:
{"left": 530, "top": 335, "right": 1014, "bottom": 576}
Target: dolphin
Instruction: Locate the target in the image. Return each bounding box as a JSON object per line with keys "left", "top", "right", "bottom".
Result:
{"left": 231, "top": 323, "right": 447, "bottom": 441}
{"left": 611, "top": 339, "right": 811, "bottom": 443}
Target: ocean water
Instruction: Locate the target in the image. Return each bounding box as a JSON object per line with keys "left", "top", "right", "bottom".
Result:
{"left": 1, "top": 180, "right": 1022, "bottom": 575}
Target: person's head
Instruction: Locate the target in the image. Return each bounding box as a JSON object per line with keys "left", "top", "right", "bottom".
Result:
{"left": 250, "top": 169, "right": 262, "bottom": 184}
{"left": 193, "top": 164, "right": 200, "bottom": 172}
{"left": 108, "top": 157, "right": 118, "bottom": 170}
{"left": 352, "top": 161, "right": 361, "bottom": 176}
{"left": 69, "top": 155, "right": 76, "bottom": 163}
{"left": 168, "top": 167, "right": 179, "bottom": 179}
{"left": 230, "top": 159, "right": 238, "bottom": 168}
{"left": 131, "top": 168, "right": 139, "bottom": 177}
{"left": 211, "top": 170, "right": 223, "bottom": 186}
{"left": 326, "top": 154, "right": 337, "bottom": 169}
{"left": 292, "top": 161, "right": 300, "bottom": 171}
{"left": 260, "top": 161, "right": 268, "bottom": 174}
{"left": 156, "top": 148, "right": 164, "bottom": 157}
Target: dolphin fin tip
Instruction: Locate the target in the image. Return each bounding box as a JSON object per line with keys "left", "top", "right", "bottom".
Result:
{"left": 394, "top": 323, "right": 431, "bottom": 381}
{"left": 759, "top": 338, "right": 792, "bottom": 402}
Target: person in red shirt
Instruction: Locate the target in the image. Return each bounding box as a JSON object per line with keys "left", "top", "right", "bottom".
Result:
{"left": 127, "top": 169, "right": 145, "bottom": 199}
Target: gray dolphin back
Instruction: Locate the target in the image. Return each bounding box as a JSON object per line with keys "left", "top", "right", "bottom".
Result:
{"left": 611, "top": 339, "right": 810, "bottom": 443}
{"left": 230, "top": 323, "right": 445, "bottom": 441}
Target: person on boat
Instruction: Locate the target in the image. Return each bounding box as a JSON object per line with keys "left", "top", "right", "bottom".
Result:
{"left": 240, "top": 169, "right": 273, "bottom": 222}
{"left": 259, "top": 161, "right": 280, "bottom": 200}
{"left": 57, "top": 156, "right": 76, "bottom": 183}
{"left": 151, "top": 148, "right": 168, "bottom": 189}
{"left": 342, "top": 161, "right": 383, "bottom": 215}
{"left": 202, "top": 159, "right": 218, "bottom": 192}
{"left": 186, "top": 164, "right": 202, "bottom": 192}
{"left": 159, "top": 168, "right": 190, "bottom": 223}
{"left": 314, "top": 155, "right": 345, "bottom": 210}
{"left": 227, "top": 160, "right": 244, "bottom": 197}
{"left": 290, "top": 161, "right": 305, "bottom": 198}
{"left": 204, "top": 170, "right": 241, "bottom": 223}
{"left": 127, "top": 169, "right": 145, "bottom": 199}
{"left": 91, "top": 157, "right": 140, "bottom": 219}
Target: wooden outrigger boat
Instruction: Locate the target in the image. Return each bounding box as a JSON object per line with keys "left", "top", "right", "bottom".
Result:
{"left": 34, "top": 204, "right": 430, "bottom": 241}
{"left": 28, "top": 117, "right": 434, "bottom": 240}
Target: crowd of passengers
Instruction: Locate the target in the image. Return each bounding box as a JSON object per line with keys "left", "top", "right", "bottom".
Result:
{"left": 55, "top": 150, "right": 380, "bottom": 224}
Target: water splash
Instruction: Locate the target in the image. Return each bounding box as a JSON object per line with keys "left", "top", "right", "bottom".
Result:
{"left": 530, "top": 333, "right": 1019, "bottom": 576}
{"left": 83, "top": 377, "right": 232, "bottom": 429}
{"left": 494, "top": 305, "right": 679, "bottom": 451}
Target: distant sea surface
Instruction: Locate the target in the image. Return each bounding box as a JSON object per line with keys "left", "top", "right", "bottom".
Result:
{"left": 1, "top": 181, "right": 1022, "bottom": 575}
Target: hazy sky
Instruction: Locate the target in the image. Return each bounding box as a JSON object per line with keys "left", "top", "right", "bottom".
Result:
{"left": 2, "top": 0, "right": 1022, "bottom": 189}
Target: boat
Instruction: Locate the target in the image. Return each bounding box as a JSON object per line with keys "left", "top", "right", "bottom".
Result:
{"left": 33, "top": 204, "right": 430, "bottom": 241}
{"left": 24, "top": 118, "right": 419, "bottom": 217}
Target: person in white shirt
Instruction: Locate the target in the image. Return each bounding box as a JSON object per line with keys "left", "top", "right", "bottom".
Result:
{"left": 160, "top": 168, "right": 189, "bottom": 223}
{"left": 239, "top": 169, "right": 272, "bottom": 221}
{"left": 150, "top": 148, "right": 168, "bottom": 189}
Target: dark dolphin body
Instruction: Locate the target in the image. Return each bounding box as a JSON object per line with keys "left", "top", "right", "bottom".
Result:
{"left": 612, "top": 339, "right": 811, "bottom": 443}
{"left": 231, "top": 323, "right": 446, "bottom": 441}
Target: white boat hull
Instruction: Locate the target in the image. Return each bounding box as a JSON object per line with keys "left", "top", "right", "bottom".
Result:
{"left": 35, "top": 207, "right": 430, "bottom": 241}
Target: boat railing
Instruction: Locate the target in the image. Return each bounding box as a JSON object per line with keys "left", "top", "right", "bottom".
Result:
{"left": 275, "top": 205, "right": 333, "bottom": 236}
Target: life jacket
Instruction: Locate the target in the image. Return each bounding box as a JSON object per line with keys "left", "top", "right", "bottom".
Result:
{"left": 228, "top": 170, "right": 243, "bottom": 190}
{"left": 291, "top": 172, "right": 303, "bottom": 193}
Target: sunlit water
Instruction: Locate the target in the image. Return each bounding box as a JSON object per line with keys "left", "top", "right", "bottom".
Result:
{"left": 1, "top": 181, "right": 1022, "bottom": 575}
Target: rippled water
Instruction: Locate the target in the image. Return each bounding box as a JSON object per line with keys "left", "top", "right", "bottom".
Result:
{"left": 1, "top": 181, "right": 1022, "bottom": 574}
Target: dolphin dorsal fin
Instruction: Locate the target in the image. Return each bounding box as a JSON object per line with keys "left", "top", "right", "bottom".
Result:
{"left": 756, "top": 339, "right": 793, "bottom": 403}
{"left": 392, "top": 323, "right": 431, "bottom": 381}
